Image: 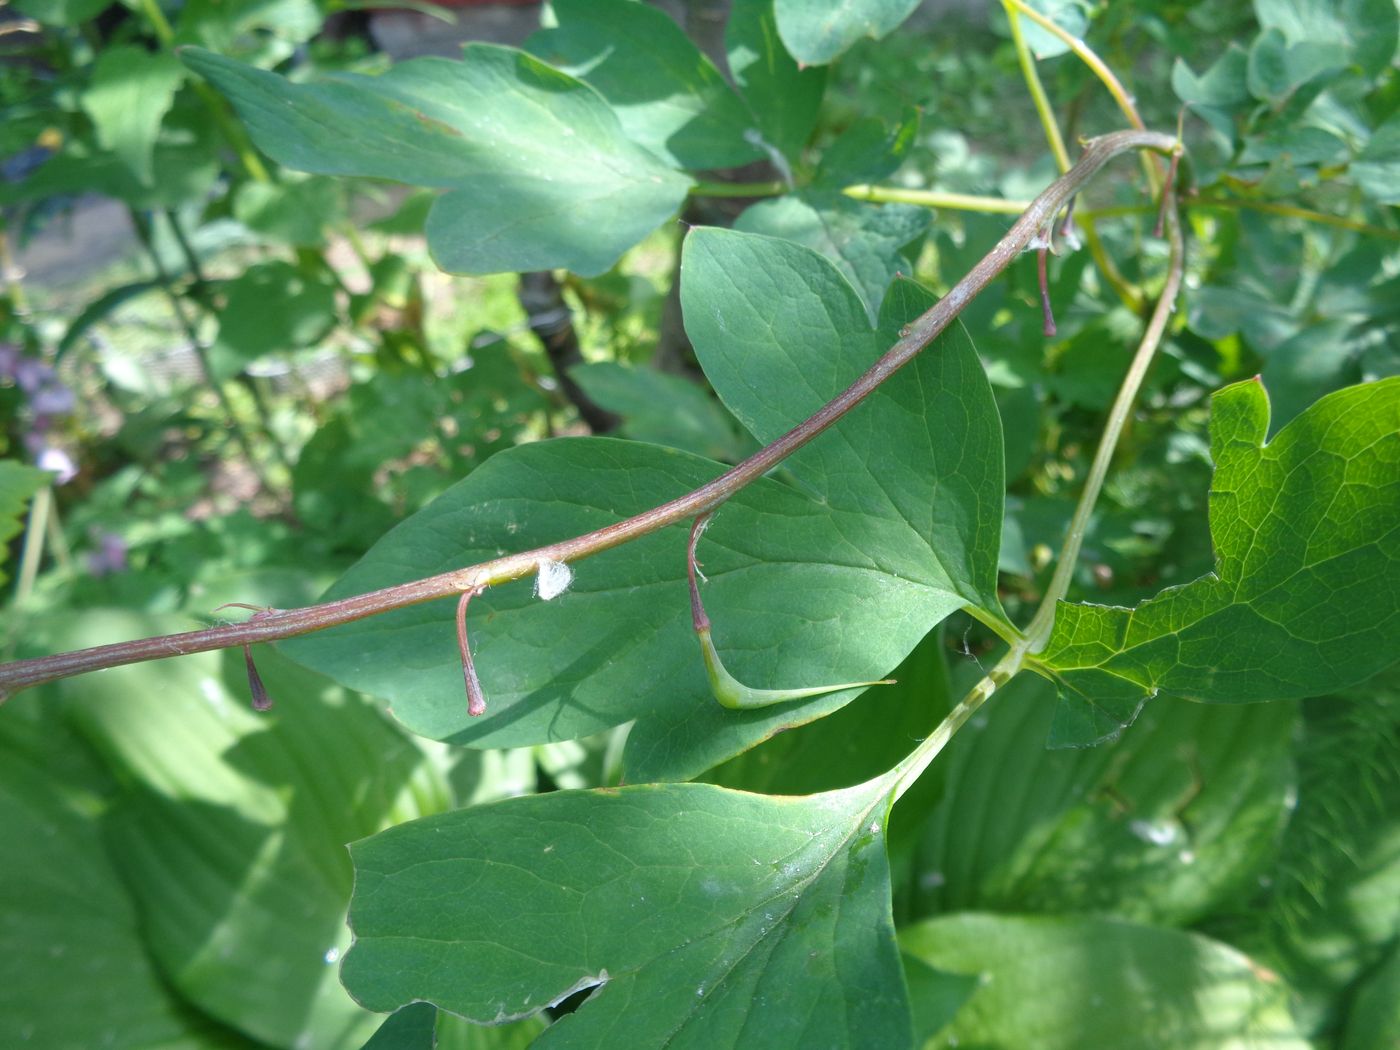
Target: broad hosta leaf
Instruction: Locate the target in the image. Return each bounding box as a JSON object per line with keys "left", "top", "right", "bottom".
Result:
{"left": 1039, "top": 377, "right": 1400, "bottom": 745}
{"left": 528, "top": 0, "right": 762, "bottom": 170}
{"left": 342, "top": 777, "right": 911, "bottom": 1049}
{"left": 734, "top": 193, "right": 929, "bottom": 322}
{"left": 181, "top": 46, "right": 692, "bottom": 276}
{"left": 901, "top": 914, "right": 1308, "bottom": 1049}
{"left": 285, "top": 230, "right": 1004, "bottom": 781}
{"left": 907, "top": 673, "right": 1297, "bottom": 927}
{"left": 1217, "top": 671, "right": 1400, "bottom": 1034}
{"left": 681, "top": 228, "right": 1004, "bottom": 616}
{"left": 0, "top": 709, "right": 241, "bottom": 1050}
{"left": 50, "top": 611, "right": 452, "bottom": 1050}
{"left": 726, "top": 0, "right": 826, "bottom": 162}
{"left": 774, "top": 0, "right": 922, "bottom": 66}
{"left": 80, "top": 46, "right": 185, "bottom": 186}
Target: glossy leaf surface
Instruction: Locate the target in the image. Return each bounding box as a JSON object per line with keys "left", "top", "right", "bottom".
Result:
{"left": 901, "top": 914, "right": 1307, "bottom": 1048}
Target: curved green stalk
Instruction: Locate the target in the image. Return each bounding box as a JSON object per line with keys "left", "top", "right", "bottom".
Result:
{"left": 687, "top": 514, "right": 893, "bottom": 711}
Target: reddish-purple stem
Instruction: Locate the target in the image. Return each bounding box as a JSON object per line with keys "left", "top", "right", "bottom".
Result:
{"left": 687, "top": 513, "right": 714, "bottom": 633}
{"left": 243, "top": 645, "right": 273, "bottom": 711}
{"left": 456, "top": 588, "right": 487, "bottom": 717}
{"left": 1154, "top": 151, "right": 1180, "bottom": 239}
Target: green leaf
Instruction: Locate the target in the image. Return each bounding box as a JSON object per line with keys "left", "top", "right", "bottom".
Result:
{"left": 181, "top": 46, "right": 692, "bottom": 276}
{"left": 56, "top": 280, "right": 160, "bottom": 359}
{"left": 774, "top": 0, "right": 921, "bottom": 65}
{"left": 50, "top": 612, "right": 453, "bottom": 1050}
{"left": 680, "top": 229, "right": 1004, "bottom": 617}
{"left": 528, "top": 0, "right": 762, "bottom": 170}
{"left": 907, "top": 673, "right": 1297, "bottom": 927}
{"left": 0, "top": 706, "right": 242, "bottom": 1049}
{"left": 1039, "top": 377, "right": 1400, "bottom": 745}
{"left": 568, "top": 361, "right": 748, "bottom": 461}
{"left": 1353, "top": 114, "right": 1400, "bottom": 206}
{"left": 342, "top": 777, "right": 911, "bottom": 1049}
{"left": 1245, "top": 28, "right": 1345, "bottom": 105}
{"left": 0, "top": 460, "right": 47, "bottom": 587}
{"left": 1014, "top": 0, "right": 1092, "bottom": 60}
{"left": 80, "top": 46, "right": 186, "bottom": 187}
{"left": 1344, "top": 942, "right": 1400, "bottom": 1050}
{"left": 362, "top": 1003, "right": 436, "bottom": 1050}
{"left": 726, "top": 0, "right": 826, "bottom": 162}
{"left": 285, "top": 231, "right": 1004, "bottom": 781}
{"left": 14, "top": 0, "right": 110, "bottom": 26}
{"left": 210, "top": 260, "right": 337, "bottom": 379}
{"left": 1255, "top": 0, "right": 1398, "bottom": 77}
{"left": 814, "top": 107, "right": 920, "bottom": 188}
{"left": 1223, "top": 671, "right": 1400, "bottom": 1027}
{"left": 734, "top": 193, "right": 929, "bottom": 322}
{"left": 900, "top": 914, "right": 1308, "bottom": 1048}
{"left": 232, "top": 175, "right": 346, "bottom": 248}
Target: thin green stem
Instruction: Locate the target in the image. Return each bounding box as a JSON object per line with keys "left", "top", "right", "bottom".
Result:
{"left": 1023, "top": 189, "right": 1184, "bottom": 652}
{"left": 892, "top": 183, "right": 1185, "bottom": 803}
{"left": 843, "top": 185, "right": 1031, "bottom": 215}
{"left": 1002, "top": 0, "right": 1142, "bottom": 311}
{"left": 0, "top": 130, "right": 1177, "bottom": 700}
{"left": 13, "top": 486, "right": 51, "bottom": 607}
{"left": 688, "top": 180, "right": 788, "bottom": 198}
{"left": 1004, "top": 0, "right": 1071, "bottom": 172}
{"left": 128, "top": 209, "right": 277, "bottom": 496}
{"left": 891, "top": 646, "right": 1023, "bottom": 802}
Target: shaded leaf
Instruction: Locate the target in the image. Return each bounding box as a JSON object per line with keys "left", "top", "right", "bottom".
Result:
{"left": 232, "top": 176, "right": 346, "bottom": 248}
{"left": 1343, "top": 942, "right": 1400, "bottom": 1050}
{"left": 726, "top": 0, "right": 827, "bottom": 162}
{"left": 735, "top": 193, "right": 928, "bottom": 323}
{"left": 343, "top": 777, "right": 911, "bottom": 1049}
{"left": 907, "top": 673, "right": 1297, "bottom": 927}
{"left": 813, "top": 107, "right": 919, "bottom": 189}
{"left": 182, "top": 46, "right": 692, "bottom": 276}
{"left": 901, "top": 914, "right": 1308, "bottom": 1048}
{"left": 528, "top": 0, "right": 762, "bottom": 170}
{"left": 1353, "top": 114, "right": 1400, "bottom": 206}
{"left": 569, "top": 362, "right": 747, "bottom": 461}
{"left": 774, "top": 0, "right": 922, "bottom": 65}
{"left": 1039, "top": 377, "right": 1400, "bottom": 745}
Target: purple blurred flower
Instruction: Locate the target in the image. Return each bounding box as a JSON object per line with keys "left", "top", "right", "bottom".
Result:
{"left": 13, "top": 356, "right": 52, "bottom": 393}
{"left": 0, "top": 343, "right": 18, "bottom": 378}
{"left": 86, "top": 529, "right": 128, "bottom": 577}
{"left": 30, "top": 382, "right": 76, "bottom": 416}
